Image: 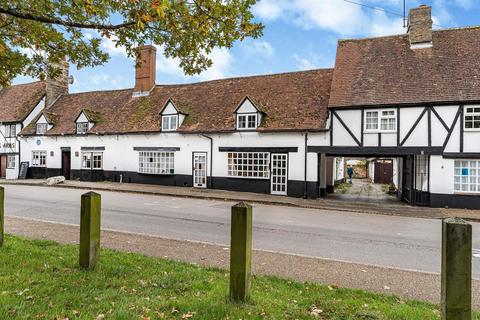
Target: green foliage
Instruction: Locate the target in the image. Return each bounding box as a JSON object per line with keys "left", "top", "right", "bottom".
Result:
{"left": 0, "top": 0, "right": 263, "bottom": 86}
{"left": 0, "top": 235, "right": 470, "bottom": 319}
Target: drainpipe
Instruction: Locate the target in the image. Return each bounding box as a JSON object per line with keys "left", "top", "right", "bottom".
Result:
{"left": 200, "top": 134, "right": 213, "bottom": 188}
{"left": 303, "top": 131, "right": 309, "bottom": 199}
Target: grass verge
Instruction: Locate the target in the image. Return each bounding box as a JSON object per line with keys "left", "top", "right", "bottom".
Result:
{"left": 0, "top": 235, "right": 473, "bottom": 319}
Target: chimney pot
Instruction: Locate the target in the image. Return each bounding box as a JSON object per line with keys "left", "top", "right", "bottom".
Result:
{"left": 407, "top": 5, "right": 433, "bottom": 49}
{"left": 133, "top": 45, "right": 157, "bottom": 96}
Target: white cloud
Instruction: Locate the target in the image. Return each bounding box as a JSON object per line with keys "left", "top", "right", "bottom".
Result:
{"left": 243, "top": 40, "right": 275, "bottom": 58}
{"left": 253, "top": 0, "right": 285, "bottom": 20}
{"left": 156, "top": 46, "right": 233, "bottom": 81}
{"left": 293, "top": 54, "right": 317, "bottom": 70}
{"left": 101, "top": 36, "right": 127, "bottom": 57}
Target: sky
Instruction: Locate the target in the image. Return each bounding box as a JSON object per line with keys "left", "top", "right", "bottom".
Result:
{"left": 12, "top": 0, "right": 480, "bottom": 93}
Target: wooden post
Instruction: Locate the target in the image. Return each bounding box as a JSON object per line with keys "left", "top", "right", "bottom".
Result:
{"left": 229, "top": 202, "right": 253, "bottom": 302}
{"left": 441, "top": 217, "right": 472, "bottom": 320}
{"left": 79, "top": 191, "right": 101, "bottom": 269}
{"left": 0, "top": 187, "right": 4, "bottom": 248}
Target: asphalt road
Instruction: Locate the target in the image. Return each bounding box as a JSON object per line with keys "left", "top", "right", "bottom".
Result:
{"left": 5, "top": 184, "right": 480, "bottom": 277}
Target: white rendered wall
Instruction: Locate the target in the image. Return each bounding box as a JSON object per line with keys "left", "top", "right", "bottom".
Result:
{"left": 429, "top": 156, "right": 455, "bottom": 195}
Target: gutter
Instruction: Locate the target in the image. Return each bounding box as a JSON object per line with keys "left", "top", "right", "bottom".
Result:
{"left": 200, "top": 134, "right": 213, "bottom": 188}
{"left": 303, "top": 131, "right": 309, "bottom": 199}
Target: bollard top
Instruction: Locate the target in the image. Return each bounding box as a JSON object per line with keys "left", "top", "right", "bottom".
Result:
{"left": 443, "top": 217, "right": 469, "bottom": 225}
{"left": 81, "top": 191, "right": 101, "bottom": 198}
{"left": 233, "top": 202, "right": 252, "bottom": 209}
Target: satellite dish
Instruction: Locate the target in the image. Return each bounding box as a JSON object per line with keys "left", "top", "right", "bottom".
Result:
{"left": 68, "top": 75, "right": 75, "bottom": 85}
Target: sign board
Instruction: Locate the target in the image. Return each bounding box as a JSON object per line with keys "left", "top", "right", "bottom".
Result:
{"left": 18, "top": 161, "right": 29, "bottom": 179}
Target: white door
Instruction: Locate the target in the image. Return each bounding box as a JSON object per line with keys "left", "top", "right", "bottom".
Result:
{"left": 193, "top": 152, "right": 207, "bottom": 188}
{"left": 271, "top": 153, "right": 288, "bottom": 195}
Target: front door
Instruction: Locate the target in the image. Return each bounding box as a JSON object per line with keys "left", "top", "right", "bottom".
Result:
{"left": 374, "top": 159, "right": 393, "bottom": 184}
{"left": 271, "top": 153, "right": 288, "bottom": 195}
{"left": 61, "top": 151, "right": 71, "bottom": 180}
{"left": 0, "top": 155, "right": 6, "bottom": 178}
{"left": 193, "top": 152, "right": 207, "bottom": 188}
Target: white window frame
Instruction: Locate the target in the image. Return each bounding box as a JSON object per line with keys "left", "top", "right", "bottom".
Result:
{"left": 6, "top": 155, "right": 15, "bottom": 169}
{"left": 76, "top": 122, "right": 89, "bottom": 134}
{"left": 364, "top": 109, "right": 397, "bottom": 132}
{"left": 32, "top": 151, "right": 47, "bottom": 167}
{"left": 227, "top": 152, "right": 270, "bottom": 179}
{"left": 138, "top": 151, "right": 175, "bottom": 175}
{"left": 36, "top": 123, "right": 48, "bottom": 135}
{"left": 5, "top": 124, "right": 16, "bottom": 138}
{"left": 454, "top": 160, "right": 480, "bottom": 194}
{"left": 81, "top": 152, "right": 103, "bottom": 170}
{"left": 464, "top": 106, "right": 480, "bottom": 131}
{"left": 236, "top": 113, "right": 258, "bottom": 130}
{"left": 161, "top": 115, "right": 178, "bottom": 131}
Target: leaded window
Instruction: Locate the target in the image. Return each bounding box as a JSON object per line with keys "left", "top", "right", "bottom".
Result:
{"left": 32, "top": 151, "right": 46, "bottom": 167}
{"left": 227, "top": 152, "right": 270, "bottom": 178}
{"left": 139, "top": 151, "right": 175, "bottom": 174}
{"left": 76, "top": 122, "right": 89, "bottom": 134}
{"left": 36, "top": 123, "right": 48, "bottom": 135}
{"left": 454, "top": 160, "right": 480, "bottom": 193}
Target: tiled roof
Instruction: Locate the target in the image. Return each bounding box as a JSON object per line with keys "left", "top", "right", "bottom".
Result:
{"left": 0, "top": 81, "right": 45, "bottom": 122}
{"left": 20, "top": 69, "right": 333, "bottom": 135}
{"left": 329, "top": 26, "right": 480, "bottom": 108}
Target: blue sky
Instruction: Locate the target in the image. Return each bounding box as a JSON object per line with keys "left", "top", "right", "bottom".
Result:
{"left": 13, "top": 0, "right": 480, "bottom": 93}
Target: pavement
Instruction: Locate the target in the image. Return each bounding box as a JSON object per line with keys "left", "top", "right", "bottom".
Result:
{"left": 7, "top": 216, "right": 480, "bottom": 308}
{"left": 2, "top": 178, "right": 480, "bottom": 221}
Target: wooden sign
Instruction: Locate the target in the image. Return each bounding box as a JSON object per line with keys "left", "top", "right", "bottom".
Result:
{"left": 18, "top": 161, "right": 29, "bottom": 179}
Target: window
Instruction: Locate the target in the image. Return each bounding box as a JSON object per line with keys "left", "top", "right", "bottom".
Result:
{"left": 76, "top": 122, "right": 89, "bottom": 134}
{"left": 6, "top": 155, "right": 15, "bottom": 169}
{"left": 162, "top": 115, "right": 178, "bottom": 131}
{"left": 138, "top": 151, "right": 175, "bottom": 174}
{"left": 237, "top": 113, "right": 257, "bottom": 130}
{"left": 454, "top": 160, "right": 480, "bottom": 193}
{"left": 227, "top": 152, "right": 270, "bottom": 178}
{"left": 464, "top": 106, "right": 480, "bottom": 130}
{"left": 36, "top": 123, "right": 48, "bottom": 135}
{"left": 82, "top": 152, "right": 103, "bottom": 170}
{"left": 365, "top": 110, "right": 396, "bottom": 132}
{"left": 32, "top": 151, "right": 46, "bottom": 167}
{"left": 415, "top": 155, "right": 428, "bottom": 192}
{"left": 4, "top": 124, "right": 16, "bottom": 137}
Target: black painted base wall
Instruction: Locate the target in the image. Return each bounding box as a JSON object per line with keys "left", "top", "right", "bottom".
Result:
{"left": 26, "top": 168, "right": 317, "bottom": 199}
{"left": 430, "top": 193, "right": 480, "bottom": 210}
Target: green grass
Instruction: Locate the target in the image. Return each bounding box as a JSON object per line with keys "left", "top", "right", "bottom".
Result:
{"left": 0, "top": 235, "right": 472, "bottom": 320}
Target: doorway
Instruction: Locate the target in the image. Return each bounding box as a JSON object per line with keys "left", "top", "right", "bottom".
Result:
{"left": 193, "top": 152, "right": 207, "bottom": 188}
{"left": 271, "top": 153, "right": 288, "bottom": 195}
{"left": 0, "top": 155, "right": 6, "bottom": 178}
{"left": 374, "top": 159, "right": 393, "bottom": 184}
{"left": 61, "top": 150, "right": 71, "bottom": 180}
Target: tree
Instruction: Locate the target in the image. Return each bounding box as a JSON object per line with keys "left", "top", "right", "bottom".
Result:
{"left": 0, "top": 0, "right": 263, "bottom": 86}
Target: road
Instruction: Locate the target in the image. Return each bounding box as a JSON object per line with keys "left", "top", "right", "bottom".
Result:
{"left": 4, "top": 184, "right": 480, "bottom": 277}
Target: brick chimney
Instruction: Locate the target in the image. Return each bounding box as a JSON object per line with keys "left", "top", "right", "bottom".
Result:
{"left": 407, "top": 5, "right": 433, "bottom": 49}
{"left": 46, "top": 57, "right": 69, "bottom": 107}
{"left": 133, "top": 45, "right": 157, "bottom": 96}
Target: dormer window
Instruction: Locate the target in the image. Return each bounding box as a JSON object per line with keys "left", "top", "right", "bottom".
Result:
{"left": 36, "top": 123, "right": 48, "bottom": 135}
{"left": 162, "top": 115, "right": 178, "bottom": 131}
{"left": 237, "top": 113, "right": 257, "bottom": 130}
{"left": 76, "top": 122, "right": 89, "bottom": 134}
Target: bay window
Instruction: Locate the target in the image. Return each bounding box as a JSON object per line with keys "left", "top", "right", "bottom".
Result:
{"left": 227, "top": 152, "right": 270, "bottom": 178}
{"left": 139, "top": 151, "right": 175, "bottom": 174}
{"left": 454, "top": 160, "right": 480, "bottom": 193}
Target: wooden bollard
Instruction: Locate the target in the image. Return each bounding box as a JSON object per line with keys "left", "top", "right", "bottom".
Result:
{"left": 0, "top": 187, "right": 4, "bottom": 248}
{"left": 79, "top": 191, "right": 101, "bottom": 269}
{"left": 441, "top": 217, "right": 472, "bottom": 320}
{"left": 229, "top": 202, "right": 253, "bottom": 302}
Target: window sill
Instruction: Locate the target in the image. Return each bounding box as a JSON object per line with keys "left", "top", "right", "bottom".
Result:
{"left": 364, "top": 130, "right": 397, "bottom": 134}
{"left": 453, "top": 192, "right": 480, "bottom": 196}
{"left": 227, "top": 176, "right": 270, "bottom": 180}
{"left": 137, "top": 172, "right": 175, "bottom": 176}
{"left": 464, "top": 129, "right": 480, "bottom": 132}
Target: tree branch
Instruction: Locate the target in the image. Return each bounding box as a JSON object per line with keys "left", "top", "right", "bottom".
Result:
{"left": 0, "top": 6, "right": 136, "bottom": 30}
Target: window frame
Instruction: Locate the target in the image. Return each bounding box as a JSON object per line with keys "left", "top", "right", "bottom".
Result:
{"left": 364, "top": 109, "right": 397, "bottom": 133}
{"left": 161, "top": 115, "right": 179, "bottom": 132}
{"left": 6, "top": 155, "right": 15, "bottom": 169}
{"left": 464, "top": 106, "right": 480, "bottom": 131}
{"left": 32, "top": 151, "right": 47, "bottom": 167}
{"left": 76, "top": 122, "right": 89, "bottom": 134}
{"left": 4, "top": 124, "right": 16, "bottom": 138}
{"left": 236, "top": 113, "right": 258, "bottom": 130}
{"left": 454, "top": 160, "right": 480, "bottom": 194}
{"left": 227, "top": 152, "right": 270, "bottom": 179}
{"left": 36, "top": 123, "right": 48, "bottom": 135}
{"left": 138, "top": 151, "right": 175, "bottom": 175}
{"left": 81, "top": 152, "right": 103, "bottom": 170}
